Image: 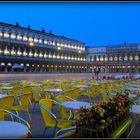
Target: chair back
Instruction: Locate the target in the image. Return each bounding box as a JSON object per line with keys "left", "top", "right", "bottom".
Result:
{"left": 0, "top": 109, "right": 4, "bottom": 120}
{"left": 39, "top": 99, "right": 57, "bottom": 127}
{"left": 19, "top": 93, "right": 31, "bottom": 110}
{"left": 32, "top": 88, "right": 42, "bottom": 102}
{"left": 22, "top": 86, "right": 32, "bottom": 94}
{"left": 55, "top": 95, "right": 71, "bottom": 119}
{"left": 22, "top": 80, "right": 28, "bottom": 86}
{"left": 1, "top": 95, "right": 15, "bottom": 110}
{"left": 9, "top": 86, "right": 21, "bottom": 96}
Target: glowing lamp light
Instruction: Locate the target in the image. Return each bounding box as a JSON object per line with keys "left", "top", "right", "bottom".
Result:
{"left": 29, "top": 42, "right": 34, "bottom": 46}
{"left": 58, "top": 47, "right": 61, "bottom": 50}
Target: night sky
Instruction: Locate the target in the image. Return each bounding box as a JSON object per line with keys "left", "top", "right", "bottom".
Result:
{"left": 0, "top": 2, "right": 140, "bottom": 47}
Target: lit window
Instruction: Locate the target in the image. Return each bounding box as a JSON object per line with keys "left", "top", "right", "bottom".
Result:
{"left": 39, "top": 39, "right": 42, "bottom": 43}
{"left": 57, "top": 55, "right": 60, "bottom": 59}
{"left": 29, "top": 51, "right": 33, "bottom": 57}
{"left": 29, "top": 37, "right": 33, "bottom": 42}
{"left": 21, "top": 63, "right": 24, "bottom": 66}
{"left": 4, "top": 33, "right": 9, "bottom": 38}
{"left": 4, "top": 48, "right": 9, "bottom": 55}
{"left": 23, "top": 36, "right": 27, "bottom": 41}
{"left": 34, "top": 38, "right": 38, "bottom": 43}
{"left": 124, "top": 56, "right": 128, "bottom": 61}
{"left": 34, "top": 52, "right": 38, "bottom": 57}
{"left": 11, "top": 49, "right": 15, "bottom": 55}
{"left": 109, "top": 57, "right": 113, "bottom": 61}
{"left": 114, "top": 57, "right": 118, "bottom": 61}
{"left": 44, "top": 40, "right": 47, "bottom": 44}
{"left": 129, "top": 56, "right": 133, "bottom": 60}
{"left": 39, "top": 52, "right": 43, "bottom": 58}
{"left": 1, "top": 62, "right": 5, "bottom": 66}
{"left": 17, "top": 35, "right": 22, "bottom": 40}
{"left": 17, "top": 50, "right": 22, "bottom": 56}
{"left": 44, "top": 53, "right": 47, "bottom": 58}
{"left": 10, "top": 34, "right": 16, "bottom": 39}
{"left": 26, "top": 64, "right": 29, "bottom": 66}
{"left": 8, "top": 63, "right": 11, "bottom": 66}
{"left": 0, "top": 32, "right": 2, "bottom": 36}
{"left": 23, "top": 51, "right": 27, "bottom": 56}
{"left": 135, "top": 55, "right": 139, "bottom": 60}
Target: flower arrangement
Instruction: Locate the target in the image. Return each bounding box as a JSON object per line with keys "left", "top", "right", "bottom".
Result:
{"left": 75, "top": 91, "right": 133, "bottom": 138}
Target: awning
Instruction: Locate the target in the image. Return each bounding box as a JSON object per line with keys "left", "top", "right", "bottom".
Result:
{"left": 12, "top": 63, "right": 23, "bottom": 69}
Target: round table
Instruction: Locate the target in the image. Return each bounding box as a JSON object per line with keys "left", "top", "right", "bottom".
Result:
{"left": 61, "top": 101, "right": 91, "bottom": 110}
{"left": 0, "top": 94, "right": 8, "bottom": 99}
{"left": 74, "top": 85, "right": 89, "bottom": 88}
{"left": 30, "top": 84, "right": 41, "bottom": 87}
{"left": 130, "top": 105, "right": 140, "bottom": 114}
{"left": 0, "top": 121, "right": 29, "bottom": 138}
{"left": 125, "top": 87, "right": 140, "bottom": 91}
{"left": 44, "top": 88, "right": 63, "bottom": 96}
{"left": 0, "top": 87, "right": 13, "bottom": 90}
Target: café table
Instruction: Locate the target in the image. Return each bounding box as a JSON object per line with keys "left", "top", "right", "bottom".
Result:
{"left": 73, "top": 85, "right": 89, "bottom": 88}
{"left": 0, "top": 86, "right": 13, "bottom": 94}
{"left": 61, "top": 101, "right": 91, "bottom": 110}
{"left": 44, "top": 88, "right": 63, "bottom": 97}
{"left": 0, "top": 121, "right": 29, "bottom": 138}
{"left": 125, "top": 87, "right": 140, "bottom": 91}
{"left": 0, "top": 94, "right": 8, "bottom": 99}
{"left": 30, "top": 84, "right": 41, "bottom": 87}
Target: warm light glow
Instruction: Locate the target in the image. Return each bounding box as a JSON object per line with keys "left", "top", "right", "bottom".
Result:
{"left": 17, "top": 50, "right": 22, "bottom": 56}
{"left": 8, "top": 63, "right": 11, "bottom": 66}
{"left": 4, "top": 48, "right": 9, "bottom": 55}
{"left": 17, "top": 35, "right": 22, "bottom": 40}
{"left": 0, "top": 32, "right": 2, "bottom": 36}
{"left": 29, "top": 37, "right": 33, "bottom": 42}
{"left": 135, "top": 55, "right": 139, "bottom": 60}
{"left": 29, "top": 51, "right": 33, "bottom": 57}
{"left": 58, "top": 47, "right": 61, "bottom": 50}
{"left": 34, "top": 38, "right": 38, "bottom": 43}
{"left": 39, "top": 53, "right": 43, "bottom": 57}
{"left": 44, "top": 53, "right": 47, "bottom": 58}
{"left": 11, "top": 49, "right": 15, "bottom": 55}
{"left": 44, "top": 40, "right": 47, "bottom": 44}
{"left": 39, "top": 39, "right": 42, "bottom": 43}
{"left": 1, "top": 62, "right": 5, "bottom": 66}
{"left": 11, "top": 34, "right": 16, "bottom": 39}
{"left": 34, "top": 52, "right": 38, "bottom": 57}
{"left": 4, "top": 33, "right": 9, "bottom": 38}
{"left": 23, "top": 51, "right": 27, "bottom": 56}
{"left": 129, "top": 56, "right": 133, "bottom": 60}
{"left": 23, "top": 36, "right": 27, "bottom": 41}
{"left": 29, "top": 42, "right": 34, "bottom": 46}
{"left": 124, "top": 56, "right": 128, "bottom": 61}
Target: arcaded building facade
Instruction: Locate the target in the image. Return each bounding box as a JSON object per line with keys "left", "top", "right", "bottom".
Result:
{"left": 0, "top": 22, "right": 91, "bottom": 73}
{"left": 86, "top": 44, "right": 140, "bottom": 73}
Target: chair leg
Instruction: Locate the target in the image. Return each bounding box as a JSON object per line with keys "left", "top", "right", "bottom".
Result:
{"left": 27, "top": 109, "right": 32, "bottom": 123}
{"left": 15, "top": 111, "right": 21, "bottom": 123}
{"left": 43, "top": 127, "right": 47, "bottom": 137}
{"left": 32, "top": 103, "right": 36, "bottom": 113}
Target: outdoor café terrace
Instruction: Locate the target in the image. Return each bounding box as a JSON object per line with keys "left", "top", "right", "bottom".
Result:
{"left": 0, "top": 73, "right": 140, "bottom": 138}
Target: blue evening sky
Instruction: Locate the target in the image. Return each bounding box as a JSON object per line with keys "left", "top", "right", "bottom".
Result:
{"left": 0, "top": 2, "right": 140, "bottom": 47}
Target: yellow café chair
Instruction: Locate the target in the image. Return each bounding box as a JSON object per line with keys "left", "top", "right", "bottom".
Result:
{"left": 12, "top": 92, "right": 32, "bottom": 123}
{"left": 55, "top": 95, "right": 75, "bottom": 120}
{"left": 39, "top": 99, "right": 74, "bottom": 137}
